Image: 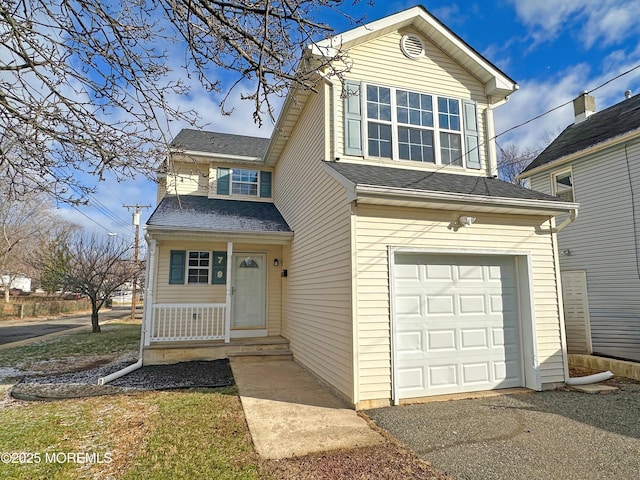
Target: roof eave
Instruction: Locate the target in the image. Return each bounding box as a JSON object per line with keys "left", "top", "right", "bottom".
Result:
{"left": 355, "top": 184, "right": 578, "bottom": 216}
{"left": 519, "top": 127, "right": 640, "bottom": 179}
{"left": 145, "top": 225, "right": 293, "bottom": 243}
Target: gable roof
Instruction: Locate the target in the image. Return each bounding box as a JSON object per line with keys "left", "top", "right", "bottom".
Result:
{"left": 309, "top": 6, "right": 518, "bottom": 99}
{"left": 147, "top": 195, "right": 291, "bottom": 233}
{"left": 326, "top": 162, "right": 563, "bottom": 202}
{"left": 171, "top": 129, "right": 270, "bottom": 159}
{"left": 521, "top": 93, "right": 640, "bottom": 175}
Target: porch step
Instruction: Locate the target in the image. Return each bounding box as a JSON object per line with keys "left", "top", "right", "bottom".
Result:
{"left": 144, "top": 336, "right": 290, "bottom": 365}
{"left": 228, "top": 350, "right": 293, "bottom": 361}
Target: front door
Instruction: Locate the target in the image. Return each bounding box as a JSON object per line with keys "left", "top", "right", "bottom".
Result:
{"left": 231, "top": 254, "right": 267, "bottom": 336}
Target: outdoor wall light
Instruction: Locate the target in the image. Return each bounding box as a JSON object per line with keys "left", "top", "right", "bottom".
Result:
{"left": 458, "top": 215, "right": 476, "bottom": 227}
{"left": 273, "top": 258, "right": 279, "bottom": 267}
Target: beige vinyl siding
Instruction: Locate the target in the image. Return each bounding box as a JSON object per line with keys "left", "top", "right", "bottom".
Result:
{"left": 354, "top": 206, "right": 565, "bottom": 403}
{"left": 165, "top": 160, "right": 209, "bottom": 196}
{"left": 154, "top": 240, "right": 283, "bottom": 337}
{"left": 273, "top": 88, "right": 355, "bottom": 402}
{"left": 336, "top": 28, "right": 490, "bottom": 174}
{"left": 531, "top": 139, "right": 640, "bottom": 361}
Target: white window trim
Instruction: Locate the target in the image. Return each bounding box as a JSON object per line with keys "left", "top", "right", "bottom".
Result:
{"left": 361, "top": 82, "right": 466, "bottom": 167}
{"left": 230, "top": 168, "right": 260, "bottom": 197}
{"left": 551, "top": 168, "right": 574, "bottom": 202}
{"left": 187, "top": 250, "right": 210, "bottom": 284}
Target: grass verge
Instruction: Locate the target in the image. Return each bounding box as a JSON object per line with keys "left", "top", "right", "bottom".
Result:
{"left": 0, "top": 321, "right": 141, "bottom": 369}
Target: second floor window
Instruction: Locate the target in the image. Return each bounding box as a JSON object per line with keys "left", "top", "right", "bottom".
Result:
{"left": 366, "top": 84, "right": 462, "bottom": 165}
{"left": 552, "top": 170, "right": 574, "bottom": 202}
{"left": 216, "top": 168, "right": 272, "bottom": 198}
{"left": 343, "top": 80, "right": 480, "bottom": 169}
{"left": 231, "top": 169, "right": 259, "bottom": 196}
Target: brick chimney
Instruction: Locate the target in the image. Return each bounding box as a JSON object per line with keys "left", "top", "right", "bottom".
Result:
{"left": 573, "top": 91, "right": 596, "bottom": 124}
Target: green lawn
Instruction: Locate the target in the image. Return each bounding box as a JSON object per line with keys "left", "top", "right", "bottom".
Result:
{"left": 0, "top": 388, "right": 266, "bottom": 480}
{"left": 0, "top": 321, "right": 269, "bottom": 479}
{"left": 0, "top": 321, "right": 142, "bottom": 369}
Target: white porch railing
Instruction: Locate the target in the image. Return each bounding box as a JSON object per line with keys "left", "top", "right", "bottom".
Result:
{"left": 150, "top": 303, "right": 227, "bottom": 342}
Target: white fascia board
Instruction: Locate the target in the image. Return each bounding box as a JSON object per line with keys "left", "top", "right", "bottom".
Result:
{"left": 146, "top": 226, "right": 293, "bottom": 244}
{"left": 171, "top": 149, "right": 264, "bottom": 163}
{"left": 355, "top": 184, "right": 578, "bottom": 214}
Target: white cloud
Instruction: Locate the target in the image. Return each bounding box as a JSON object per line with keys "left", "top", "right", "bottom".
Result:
{"left": 508, "top": 0, "right": 639, "bottom": 48}
{"left": 496, "top": 49, "right": 640, "bottom": 154}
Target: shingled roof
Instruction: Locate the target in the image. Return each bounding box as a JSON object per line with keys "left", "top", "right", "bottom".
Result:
{"left": 171, "top": 129, "right": 270, "bottom": 159}
{"left": 325, "top": 161, "right": 565, "bottom": 203}
{"left": 522, "top": 93, "right": 640, "bottom": 174}
{"left": 147, "top": 196, "right": 291, "bottom": 233}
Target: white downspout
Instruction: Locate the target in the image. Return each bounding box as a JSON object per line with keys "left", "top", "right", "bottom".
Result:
{"left": 553, "top": 208, "right": 578, "bottom": 233}
{"left": 486, "top": 95, "right": 510, "bottom": 178}
{"left": 566, "top": 371, "right": 613, "bottom": 385}
{"left": 98, "top": 235, "right": 156, "bottom": 385}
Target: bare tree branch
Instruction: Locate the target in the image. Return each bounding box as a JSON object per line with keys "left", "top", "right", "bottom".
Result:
{"left": 1, "top": 0, "right": 367, "bottom": 203}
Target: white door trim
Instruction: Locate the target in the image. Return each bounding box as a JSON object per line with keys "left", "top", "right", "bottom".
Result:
{"left": 389, "top": 247, "right": 540, "bottom": 404}
{"left": 230, "top": 252, "right": 267, "bottom": 337}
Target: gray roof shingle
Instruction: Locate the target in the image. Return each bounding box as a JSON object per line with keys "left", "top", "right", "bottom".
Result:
{"left": 171, "top": 129, "right": 270, "bottom": 158}
{"left": 325, "top": 161, "right": 565, "bottom": 202}
{"left": 147, "top": 196, "right": 291, "bottom": 233}
{"left": 523, "top": 93, "right": 640, "bottom": 173}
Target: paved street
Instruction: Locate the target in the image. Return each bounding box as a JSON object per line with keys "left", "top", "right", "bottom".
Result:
{"left": 0, "top": 307, "right": 134, "bottom": 345}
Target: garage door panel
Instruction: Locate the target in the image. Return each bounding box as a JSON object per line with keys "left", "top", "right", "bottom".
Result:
{"left": 394, "top": 254, "right": 523, "bottom": 398}
{"left": 426, "top": 295, "right": 455, "bottom": 315}
{"left": 460, "top": 328, "right": 488, "bottom": 349}
{"left": 395, "top": 294, "right": 422, "bottom": 316}
{"left": 458, "top": 294, "right": 486, "bottom": 314}
{"left": 426, "top": 329, "right": 457, "bottom": 351}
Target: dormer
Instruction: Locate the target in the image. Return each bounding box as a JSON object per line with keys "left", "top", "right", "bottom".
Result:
{"left": 160, "top": 129, "right": 272, "bottom": 204}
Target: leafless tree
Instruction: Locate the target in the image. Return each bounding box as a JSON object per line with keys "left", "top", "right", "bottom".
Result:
{"left": 1, "top": 0, "right": 365, "bottom": 203}
{"left": 497, "top": 143, "right": 540, "bottom": 186}
{"left": 0, "top": 180, "right": 63, "bottom": 302}
{"left": 46, "top": 233, "right": 142, "bottom": 332}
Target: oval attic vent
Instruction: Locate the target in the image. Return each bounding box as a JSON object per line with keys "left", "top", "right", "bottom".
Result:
{"left": 400, "top": 34, "right": 424, "bottom": 59}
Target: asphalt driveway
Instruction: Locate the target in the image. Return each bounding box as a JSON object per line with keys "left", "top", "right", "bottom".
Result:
{"left": 366, "top": 384, "right": 640, "bottom": 480}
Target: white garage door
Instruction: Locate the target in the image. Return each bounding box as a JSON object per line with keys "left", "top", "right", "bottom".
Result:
{"left": 394, "top": 254, "right": 522, "bottom": 398}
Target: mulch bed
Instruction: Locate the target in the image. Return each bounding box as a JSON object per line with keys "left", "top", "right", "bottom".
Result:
{"left": 10, "top": 359, "right": 234, "bottom": 400}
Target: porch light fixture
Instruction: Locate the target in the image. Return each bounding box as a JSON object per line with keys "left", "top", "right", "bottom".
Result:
{"left": 458, "top": 215, "right": 476, "bottom": 227}
{"left": 273, "top": 258, "right": 279, "bottom": 267}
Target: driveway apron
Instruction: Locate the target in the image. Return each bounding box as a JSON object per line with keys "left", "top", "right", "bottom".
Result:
{"left": 230, "top": 358, "right": 383, "bottom": 459}
{"left": 366, "top": 388, "right": 640, "bottom": 480}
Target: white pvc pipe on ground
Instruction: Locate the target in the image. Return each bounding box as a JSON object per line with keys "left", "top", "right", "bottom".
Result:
{"left": 566, "top": 371, "right": 614, "bottom": 386}
{"left": 97, "top": 359, "right": 143, "bottom": 385}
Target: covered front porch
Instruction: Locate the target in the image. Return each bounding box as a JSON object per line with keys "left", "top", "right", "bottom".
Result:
{"left": 142, "top": 195, "right": 293, "bottom": 365}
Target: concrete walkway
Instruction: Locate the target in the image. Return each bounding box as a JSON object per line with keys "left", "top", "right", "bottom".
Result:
{"left": 230, "top": 357, "right": 384, "bottom": 459}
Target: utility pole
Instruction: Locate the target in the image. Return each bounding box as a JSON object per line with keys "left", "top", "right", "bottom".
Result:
{"left": 123, "top": 204, "right": 151, "bottom": 319}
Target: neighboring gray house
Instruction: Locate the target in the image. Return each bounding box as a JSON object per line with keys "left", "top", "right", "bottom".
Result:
{"left": 519, "top": 91, "right": 640, "bottom": 362}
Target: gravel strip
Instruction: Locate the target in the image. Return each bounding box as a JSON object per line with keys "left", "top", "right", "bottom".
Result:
{"left": 12, "top": 359, "right": 234, "bottom": 400}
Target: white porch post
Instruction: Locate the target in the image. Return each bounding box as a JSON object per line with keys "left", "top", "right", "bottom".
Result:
{"left": 225, "top": 241, "right": 233, "bottom": 343}
{"left": 142, "top": 237, "right": 156, "bottom": 347}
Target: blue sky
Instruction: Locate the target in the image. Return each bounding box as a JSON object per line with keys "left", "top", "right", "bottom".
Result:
{"left": 62, "top": 0, "right": 640, "bottom": 240}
